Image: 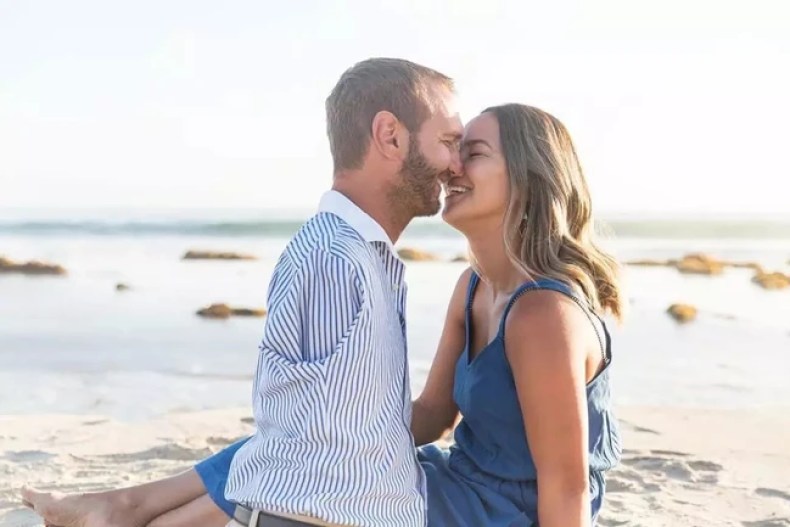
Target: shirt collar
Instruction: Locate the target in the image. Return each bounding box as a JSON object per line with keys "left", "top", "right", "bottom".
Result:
{"left": 317, "top": 190, "right": 397, "bottom": 255}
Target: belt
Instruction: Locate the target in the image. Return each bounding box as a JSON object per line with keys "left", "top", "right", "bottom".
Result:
{"left": 233, "top": 504, "right": 342, "bottom": 527}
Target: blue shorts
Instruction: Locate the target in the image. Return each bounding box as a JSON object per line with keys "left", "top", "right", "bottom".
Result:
{"left": 194, "top": 437, "right": 249, "bottom": 517}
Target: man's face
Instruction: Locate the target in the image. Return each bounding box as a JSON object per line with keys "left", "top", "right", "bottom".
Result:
{"left": 391, "top": 92, "right": 464, "bottom": 218}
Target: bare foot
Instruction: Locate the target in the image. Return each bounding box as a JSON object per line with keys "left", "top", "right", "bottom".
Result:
{"left": 21, "top": 486, "right": 143, "bottom": 527}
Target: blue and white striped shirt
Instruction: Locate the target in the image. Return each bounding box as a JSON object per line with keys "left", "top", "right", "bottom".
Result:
{"left": 225, "top": 191, "right": 426, "bottom": 526}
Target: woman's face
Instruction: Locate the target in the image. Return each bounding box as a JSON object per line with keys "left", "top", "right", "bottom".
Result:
{"left": 442, "top": 112, "right": 510, "bottom": 233}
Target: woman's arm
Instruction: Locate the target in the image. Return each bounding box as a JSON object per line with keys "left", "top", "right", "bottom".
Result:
{"left": 411, "top": 268, "right": 472, "bottom": 446}
{"left": 504, "top": 291, "right": 594, "bottom": 527}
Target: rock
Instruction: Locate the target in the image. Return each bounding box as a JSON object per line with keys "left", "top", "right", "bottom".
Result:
{"left": 182, "top": 250, "right": 257, "bottom": 261}
{"left": 0, "top": 256, "right": 66, "bottom": 276}
{"left": 230, "top": 307, "right": 268, "bottom": 317}
{"left": 626, "top": 254, "right": 762, "bottom": 275}
{"left": 197, "top": 303, "right": 267, "bottom": 319}
{"left": 673, "top": 253, "right": 724, "bottom": 275}
{"left": 197, "top": 304, "right": 234, "bottom": 319}
{"left": 723, "top": 260, "right": 764, "bottom": 273}
{"left": 451, "top": 254, "right": 469, "bottom": 263}
{"left": 667, "top": 303, "right": 697, "bottom": 323}
{"left": 116, "top": 283, "right": 131, "bottom": 292}
{"left": 752, "top": 270, "right": 790, "bottom": 290}
{"left": 625, "top": 259, "right": 672, "bottom": 267}
{"left": 397, "top": 248, "right": 439, "bottom": 262}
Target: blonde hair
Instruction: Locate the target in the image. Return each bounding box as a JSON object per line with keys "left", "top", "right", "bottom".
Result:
{"left": 482, "top": 104, "right": 626, "bottom": 321}
{"left": 326, "top": 58, "right": 454, "bottom": 173}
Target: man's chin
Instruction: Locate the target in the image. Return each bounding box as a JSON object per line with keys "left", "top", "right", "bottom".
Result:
{"left": 416, "top": 199, "right": 441, "bottom": 218}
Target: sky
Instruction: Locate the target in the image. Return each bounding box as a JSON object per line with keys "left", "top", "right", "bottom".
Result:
{"left": 1, "top": 0, "right": 789, "bottom": 217}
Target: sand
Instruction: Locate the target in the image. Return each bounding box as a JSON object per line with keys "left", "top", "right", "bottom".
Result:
{"left": 1, "top": 406, "right": 788, "bottom": 527}
{"left": 602, "top": 406, "right": 789, "bottom": 526}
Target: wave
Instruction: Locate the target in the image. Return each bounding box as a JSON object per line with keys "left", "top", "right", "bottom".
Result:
{"left": 0, "top": 218, "right": 788, "bottom": 239}
{"left": 0, "top": 220, "right": 310, "bottom": 237}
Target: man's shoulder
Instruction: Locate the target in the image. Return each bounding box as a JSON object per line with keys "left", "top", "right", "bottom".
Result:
{"left": 281, "top": 212, "right": 373, "bottom": 270}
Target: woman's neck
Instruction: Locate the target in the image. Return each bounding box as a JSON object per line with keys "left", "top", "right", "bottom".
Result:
{"left": 466, "top": 230, "right": 530, "bottom": 297}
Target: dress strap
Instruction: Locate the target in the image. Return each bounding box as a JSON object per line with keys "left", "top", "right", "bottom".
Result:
{"left": 465, "top": 271, "right": 480, "bottom": 312}
{"left": 498, "top": 278, "right": 610, "bottom": 365}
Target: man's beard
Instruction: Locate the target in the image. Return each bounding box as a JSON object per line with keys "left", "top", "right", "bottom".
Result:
{"left": 390, "top": 136, "right": 450, "bottom": 219}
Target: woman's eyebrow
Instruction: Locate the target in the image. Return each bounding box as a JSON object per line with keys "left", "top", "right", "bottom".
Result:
{"left": 462, "top": 138, "right": 491, "bottom": 149}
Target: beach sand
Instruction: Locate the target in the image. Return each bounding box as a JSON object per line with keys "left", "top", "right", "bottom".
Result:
{"left": 1, "top": 406, "right": 787, "bottom": 527}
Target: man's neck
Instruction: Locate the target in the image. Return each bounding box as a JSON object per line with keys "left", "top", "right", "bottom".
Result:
{"left": 331, "top": 180, "right": 408, "bottom": 245}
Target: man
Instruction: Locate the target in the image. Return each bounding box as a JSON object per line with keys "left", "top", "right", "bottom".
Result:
{"left": 225, "top": 58, "right": 463, "bottom": 526}
{"left": 19, "top": 57, "right": 463, "bottom": 527}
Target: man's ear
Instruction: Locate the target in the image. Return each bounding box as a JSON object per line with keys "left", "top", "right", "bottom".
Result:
{"left": 370, "top": 111, "right": 406, "bottom": 160}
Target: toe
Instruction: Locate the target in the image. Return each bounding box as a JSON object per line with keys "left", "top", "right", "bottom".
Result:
{"left": 20, "top": 486, "right": 42, "bottom": 509}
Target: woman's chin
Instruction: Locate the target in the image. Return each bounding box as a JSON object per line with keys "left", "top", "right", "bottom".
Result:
{"left": 441, "top": 204, "right": 466, "bottom": 231}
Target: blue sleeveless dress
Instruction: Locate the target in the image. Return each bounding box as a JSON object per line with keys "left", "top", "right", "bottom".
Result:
{"left": 416, "top": 274, "right": 621, "bottom": 526}
{"left": 196, "top": 274, "right": 622, "bottom": 526}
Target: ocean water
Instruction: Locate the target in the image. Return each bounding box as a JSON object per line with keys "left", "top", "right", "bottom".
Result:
{"left": 0, "top": 216, "right": 788, "bottom": 420}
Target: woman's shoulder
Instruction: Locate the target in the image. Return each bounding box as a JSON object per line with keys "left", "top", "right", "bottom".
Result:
{"left": 446, "top": 267, "right": 476, "bottom": 318}
{"left": 503, "top": 284, "right": 592, "bottom": 353}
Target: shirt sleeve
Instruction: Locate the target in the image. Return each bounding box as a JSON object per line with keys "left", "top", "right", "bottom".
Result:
{"left": 261, "top": 248, "right": 364, "bottom": 364}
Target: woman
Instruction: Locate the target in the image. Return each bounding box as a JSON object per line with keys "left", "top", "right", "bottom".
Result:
{"left": 23, "top": 104, "right": 624, "bottom": 527}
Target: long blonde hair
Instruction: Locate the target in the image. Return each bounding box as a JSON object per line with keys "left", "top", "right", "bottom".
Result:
{"left": 483, "top": 104, "right": 625, "bottom": 321}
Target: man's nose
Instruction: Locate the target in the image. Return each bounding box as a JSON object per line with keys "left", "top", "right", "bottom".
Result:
{"left": 446, "top": 149, "right": 463, "bottom": 180}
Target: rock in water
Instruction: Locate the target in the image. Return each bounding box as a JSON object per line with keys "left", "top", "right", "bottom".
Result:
{"left": 752, "top": 271, "right": 790, "bottom": 290}
{"left": 197, "top": 303, "right": 267, "bottom": 319}
{"left": 625, "top": 259, "right": 672, "bottom": 267}
{"left": 723, "top": 260, "right": 764, "bottom": 273}
{"left": 197, "top": 304, "right": 234, "bottom": 319}
{"left": 182, "top": 250, "right": 257, "bottom": 261}
{"left": 230, "top": 307, "right": 268, "bottom": 317}
{"left": 0, "top": 256, "right": 66, "bottom": 276}
{"left": 667, "top": 303, "right": 698, "bottom": 323}
{"left": 397, "top": 248, "right": 439, "bottom": 262}
{"left": 673, "top": 253, "right": 724, "bottom": 275}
